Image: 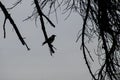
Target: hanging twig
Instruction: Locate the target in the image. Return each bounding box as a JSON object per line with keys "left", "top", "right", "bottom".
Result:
{"left": 34, "top": 0, "right": 55, "bottom": 56}
{"left": 81, "top": 0, "right": 97, "bottom": 80}
{"left": 0, "top": 1, "right": 30, "bottom": 50}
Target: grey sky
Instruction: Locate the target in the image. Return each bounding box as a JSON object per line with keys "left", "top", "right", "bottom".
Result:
{"left": 0, "top": 0, "right": 93, "bottom": 80}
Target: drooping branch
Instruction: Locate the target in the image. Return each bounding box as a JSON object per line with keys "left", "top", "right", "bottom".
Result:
{"left": 81, "top": 0, "right": 96, "bottom": 80}
{"left": 63, "top": 0, "right": 120, "bottom": 80}
{"left": 34, "top": 0, "right": 55, "bottom": 56}
{"left": 0, "top": 0, "right": 120, "bottom": 80}
{"left": 7, "top": 0, "right": 22, "bottom": 9}
{"left": 0, "top": 1, "right": 30, "bottom": 50}
{"left": 79, "top": 0, "right": 120, "bottom": 80}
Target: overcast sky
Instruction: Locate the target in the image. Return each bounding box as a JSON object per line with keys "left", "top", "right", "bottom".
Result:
{"left": 0, "top": 0, "right": 97, "bottom": 80}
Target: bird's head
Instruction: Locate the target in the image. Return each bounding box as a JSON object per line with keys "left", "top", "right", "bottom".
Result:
{"left": 53, "top": 35, "right": 56, "bottom": 37}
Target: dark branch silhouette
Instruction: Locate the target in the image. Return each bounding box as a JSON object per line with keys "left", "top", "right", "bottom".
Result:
{"left": 0, "top": 0, "right": 120, "bottom": 80}
{"left": 81, "top": 0, "right": 96, "bottom": 80}
{"left": 34, "top": 0, "right": 56, "bottom": 56}
{"left": 0, "top": 1, "right": 30, "bottom": 50}
{"left": 76, "top": 0, "right": 120, "bottom": 80}
{"left": 43, "top": 0, "right": 120, "bottom": 80}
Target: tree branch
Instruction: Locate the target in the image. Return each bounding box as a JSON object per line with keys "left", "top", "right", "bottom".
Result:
{"left": 34, "top": 0, "right": 55, "bottom": 56}
{"left": 0, "top": 1, "right": 30, "bottom": 50}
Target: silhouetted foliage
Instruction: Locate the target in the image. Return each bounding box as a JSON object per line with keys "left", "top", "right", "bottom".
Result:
{"left": 0, "top": 0, "right": 120, "bottom": 80}
{"left": 77, "top": 0, "right": 120, "bottom": 80}
{"left": 31, "top": 0, "right": 120, "bottom": 80}
{"left": 62, "top": 0, "right": 120, "bottom": 80}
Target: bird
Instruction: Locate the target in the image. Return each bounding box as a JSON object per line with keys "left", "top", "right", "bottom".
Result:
{"left": 42, "top": 35, "right": 56, "bottom": 45}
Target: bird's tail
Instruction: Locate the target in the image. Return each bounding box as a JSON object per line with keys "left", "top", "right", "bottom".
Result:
{"left": 42, "top": 41, "right": 46, "bottom": 45}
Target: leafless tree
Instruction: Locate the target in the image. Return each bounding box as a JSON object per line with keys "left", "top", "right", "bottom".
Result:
{"left": 0, "top": 0, "right": 120, "bottom": 80}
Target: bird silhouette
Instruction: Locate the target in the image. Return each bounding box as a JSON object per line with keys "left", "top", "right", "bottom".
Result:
{"left": 42, "top": 35, "right": 56, "bottom": 45}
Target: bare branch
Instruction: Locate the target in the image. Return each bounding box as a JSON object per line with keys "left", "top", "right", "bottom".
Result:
{"left": 34, "top": 0, "right": 55, "bottom": 56}
{"left": 0, "top": 1, "right": 30, "bottom": 50}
